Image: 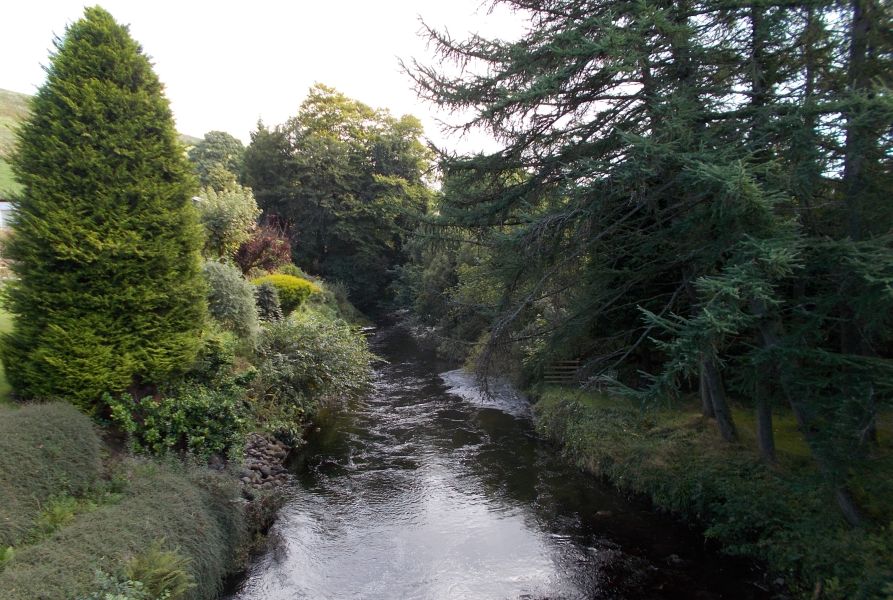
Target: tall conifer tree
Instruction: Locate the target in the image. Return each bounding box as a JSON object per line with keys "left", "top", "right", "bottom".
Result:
{"left": 2, "top": 6, "right": 206, "bottom": 409}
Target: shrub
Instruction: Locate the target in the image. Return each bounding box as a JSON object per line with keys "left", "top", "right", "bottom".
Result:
{"left": 187, "top": 328, "right": 238, "bottom": 386}
{"left": 234, "top": 225, "right": 291, "bottom": 275}
{"left": 195, "top": 181, "right": 260, "bottom": 259}
{"left": 251, "top": 274, "right": 321, "bottom": 314}
{"left": 1, "top": 7, "right": 206, "bottom": 410}
{"left": 276, "top": 263, "right": 312, "bottom": 279}
{"left": 254, "top": 283, "right": 283, "bottom": 322}
{"left": 0, "top": 403, "right": 102, "bottom": 547}
{"left": 202, "top": 261, "right": 260, "bottom": 338}
{"left": 0, "top": 458, "right": 245, "bottom": 600}
{"left": 252, "top": 311, "right": 373, "bottom": 439}
{"left": 105, "top": 380, "right": 248, "bottom": 459}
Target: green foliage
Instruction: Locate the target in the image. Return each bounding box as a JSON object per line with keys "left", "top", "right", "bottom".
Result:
{"left": 0, "top": 7, "right": 206, "bottom": 410}
{"left": 0, "top": 457, "right": 245, "bottom": 600}
{"left": 80, "top": 570, "right": 151, "bottom": 600}
{"left": 254, "top": 282, "right": 282, "bottom": 322}
{"left": 124, "top": 541, "right": 195, "bottom": 600}
{"left": 0, "top": 159, "right": 19, "bottom": 196}
{"left": 407, "top": 0, "right": 893, "bottom": 536}
{"left": 186, "top": 328, "right": 238, "bottom": 386}
{"left": 0, "top": 403, "right": 102, "bottom": 548}
{"left": 196, "top": 181, "right": 261, "bottom": 259}
{"left": 534, "top": 389, "right": 893, "bottom": 599}
{"left": 0, "top": 546, "right": 14, "bottom": 571}
{"left": 105, "top": 380, "right": 248, "bottom": 459}
{"left": 251, "top": 273, "right": 321, "bottom": 314}
{"left": 243, "top": 84, "right": 434, "bottom": 310}
{"left": 187, "top": 131, "right": 245, "bottom": 188}
{"left": 275, "top": 262, "right": 311, "bottom": 279}
{"left": 35, "top": 495, "right": 83, "bottom": 536}
{"left": 202, "top": 260, "right": 260, "bottom": 338}
{"left": 252, "top": 310, "right": 373, "bottom": 439}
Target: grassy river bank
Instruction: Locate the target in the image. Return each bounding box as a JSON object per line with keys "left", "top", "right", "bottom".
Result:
{"left": 533, "top": 387, "right": 893, "bottom": 599}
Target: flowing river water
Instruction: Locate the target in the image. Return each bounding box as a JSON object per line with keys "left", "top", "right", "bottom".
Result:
{"left": 228, "top": 326, "right": 769, "bottom": 600}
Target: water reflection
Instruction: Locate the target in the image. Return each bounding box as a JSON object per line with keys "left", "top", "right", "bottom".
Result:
{"left": 228, "top": 327, "right": 766, "bottom": 600}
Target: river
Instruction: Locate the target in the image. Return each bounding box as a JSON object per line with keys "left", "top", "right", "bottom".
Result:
{"left": 227, "top": 326, "right": 768, "bottom": 600}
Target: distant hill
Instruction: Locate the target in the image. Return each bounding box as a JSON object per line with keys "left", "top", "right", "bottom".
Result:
{"left": 0, "top": 89, "right": 31, "bottom": 195}
{"left": 0, "top": 87, "right": 201, "bottom": 197}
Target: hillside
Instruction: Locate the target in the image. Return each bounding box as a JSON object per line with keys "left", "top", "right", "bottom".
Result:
{"left": 0, "top": 87, "right": 200, "bottom": 196}
{"left": 0, "top": 89, "right": 30, "bottom": 195}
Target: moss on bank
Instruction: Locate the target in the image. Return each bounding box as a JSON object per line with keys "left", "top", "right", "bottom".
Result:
{"left": 533, "top": 387, "right": 893, "bottom": 600}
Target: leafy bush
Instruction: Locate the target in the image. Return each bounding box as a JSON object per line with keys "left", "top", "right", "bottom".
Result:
{"left": 276, "top": 263, "right": 312, "bottom": 279}
{"left": 254, "top": 283, "right": 283, "bottom": 322}
{"left": 195, "top": 181, "right": 261, "bottom": 259}
{"left": 0, "top": 458, "right": 245, "bottom": 600}
{"left": 251, "top": 274, "right": 321, "bottom": 313}
{"left": 80, "top": 570, "right": 150, "bottom": 600}
{"left": 202, "top": 261, "right": 260, "bottom": 338}
{"left": 187, "top": 328, "right": 238, "bottom": 386}
{"left": 0, "top": 403, "right": 102, "bottom": 547}
{"left": 105, "top": 381, "right": 248, "bottom": 459}
{"left": 252, "top": 311, "right": 373, "bottom": 439}
{"left": 234, "top": 225, "right": 291, "bottom": 275}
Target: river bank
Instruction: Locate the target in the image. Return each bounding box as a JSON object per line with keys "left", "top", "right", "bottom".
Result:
{"left": 533, "top": 386, "right": 893, "bottom": 599}
{"left": 228, "top": 325, "right": 772, "bottom": 600}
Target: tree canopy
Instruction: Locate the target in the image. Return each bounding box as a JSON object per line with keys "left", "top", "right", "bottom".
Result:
{"left": 243, "top": 84, "right": 434, "bottom": 310}
{"left": 188, "top": 130, "right": 246, "bottom": 188}
{"left": 405, "top": 0, "right": 893, "bottom": 526}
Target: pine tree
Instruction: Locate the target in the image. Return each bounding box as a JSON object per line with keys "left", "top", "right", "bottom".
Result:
{"left": 2, "top": 6, "right": 206, "bottom": 409}
{"left": 409, "top": 0, "right": 893, "bottom": 524}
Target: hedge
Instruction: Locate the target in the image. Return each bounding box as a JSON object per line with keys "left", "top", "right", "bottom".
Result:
{"left": 0, "top": 458, "right": 246, "bottom": 600}
{"left": 0, "top": 403, "right": 102, "bottom": 547}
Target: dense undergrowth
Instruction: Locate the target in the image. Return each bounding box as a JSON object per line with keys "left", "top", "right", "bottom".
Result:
{"left": 534, "top": 387, "right": 893, "bottom": 599}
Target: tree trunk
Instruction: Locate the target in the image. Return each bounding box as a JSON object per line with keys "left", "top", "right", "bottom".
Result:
{"left": 753, "top": 307, "right": 862, "bottom": 526}
{"left": 842, "top": 0, "right": 871, "bottom": 243}
{"left": 699, "top": 359, "right": 715, "bottom": 418}
{"left": 755, "top": 375, "right": 776, "bottom": 463}
{"left": 702, "top": 356, "right": 737, "bottom": 442}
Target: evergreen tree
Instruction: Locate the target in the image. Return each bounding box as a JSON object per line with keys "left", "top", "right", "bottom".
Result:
{"left": 2, "top": 6, "right": 206, "bottom": 409}
{"left": 408, "top": 0, "right": 893, "bottom": 524}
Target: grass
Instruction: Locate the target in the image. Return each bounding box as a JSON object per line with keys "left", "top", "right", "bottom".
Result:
{"left": 0, "top": 158, "right": 20, "bottom": 196}
{"left": 533, "top": 385, "right": 893, "bottom": 599}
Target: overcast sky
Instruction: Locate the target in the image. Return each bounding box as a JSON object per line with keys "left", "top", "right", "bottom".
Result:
{"left": 1, "top": 1, "right": 526, "bottom": 152}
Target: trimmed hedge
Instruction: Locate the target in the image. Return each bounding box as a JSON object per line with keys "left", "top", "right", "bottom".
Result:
{"left": 251, "top": 274, "right": 320, "bottom": 313}
{"left": 0, "top": 403, "right": 102, "bottom": 547}
{"left": 0, "top": 458, "right": 245, "bottom": 600}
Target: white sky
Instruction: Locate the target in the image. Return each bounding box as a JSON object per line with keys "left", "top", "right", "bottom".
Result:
{"left": 1, "top": 0, "right": 527, "bottom": 153}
